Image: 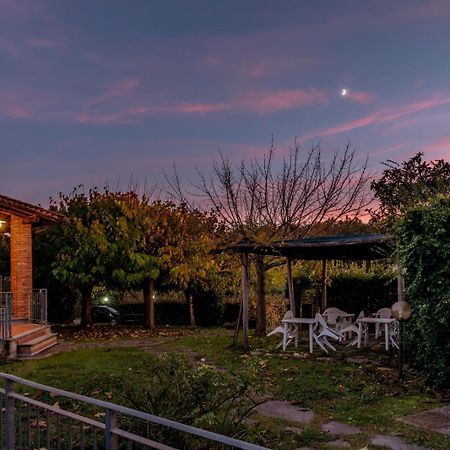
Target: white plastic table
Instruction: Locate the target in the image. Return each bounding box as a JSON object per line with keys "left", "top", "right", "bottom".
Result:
{"left": 281, "top": 318, "right": 316, "bottom": 353}
{"left": 357, "top": 317, "right": 396, "bottom": 350}
{"left": 333, "top": 312, "right": 354, "bottom": 331}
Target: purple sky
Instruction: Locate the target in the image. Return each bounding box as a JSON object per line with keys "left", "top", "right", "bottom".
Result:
{"left": 1, "top": 0, "right": 450, "bottom": 205}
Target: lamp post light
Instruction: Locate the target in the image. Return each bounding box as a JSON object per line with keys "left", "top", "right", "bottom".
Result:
{"left": 391, "top": 300, "right": 412, "bottom": 379}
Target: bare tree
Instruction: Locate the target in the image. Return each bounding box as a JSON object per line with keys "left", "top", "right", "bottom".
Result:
{"left": 167, "top": 140, "right": 372, "bottom": 335}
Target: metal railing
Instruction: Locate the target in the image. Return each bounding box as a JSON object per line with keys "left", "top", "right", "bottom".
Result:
{"left": 0, "top": 277, "right": 10, "bottom": 293}
{"left": 30, "top": 289, "right": 47, "bottom": 325}
{"left": 0, "top": 373, "right": 269, "bottom": 450}
{"left": 0, "top": 293, "right": 12, "bottom": 340}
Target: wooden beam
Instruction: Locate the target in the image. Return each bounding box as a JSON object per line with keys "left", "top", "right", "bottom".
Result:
{"left": 321, "top": 259, "right": 327, "bottom": 311}
{"left": 287, "top": 257, "right": 296, "bottom": 316}
{"left": 22, "top": 215, "right": 38, "bottom": 224}
{"left": 241, "top": 252, "right": 250, "bottom": 350}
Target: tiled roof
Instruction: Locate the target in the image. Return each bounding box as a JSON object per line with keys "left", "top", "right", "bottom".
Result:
{"left": 0, "top": 194, "right": 63, "bottom": 223}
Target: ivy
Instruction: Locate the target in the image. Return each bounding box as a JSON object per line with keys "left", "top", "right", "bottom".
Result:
{"left": 396, "top": 196, "right": 450, "bottom": 387}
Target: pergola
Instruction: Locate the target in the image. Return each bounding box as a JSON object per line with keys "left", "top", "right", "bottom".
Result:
{"left": 229, "top": 233, "right": 399, "bottom": 349}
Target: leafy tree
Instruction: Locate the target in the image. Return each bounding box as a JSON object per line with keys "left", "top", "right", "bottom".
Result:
{"left": 371, "top": 152, "right": 450, "bottom": 228}
{"left": 44, "top": 187, "right": 225, "bottom": 329}
{"left": 136, "top": 201, "right": 181, "bottom": 329}
{"left": 34, "top": 224, "right": 80, "bottom": 323}
{"left": 167, "top": 206, "right": 225, "bottom": 326}
{"left": 50, "top": 188, "right": 156, "bottom": 327}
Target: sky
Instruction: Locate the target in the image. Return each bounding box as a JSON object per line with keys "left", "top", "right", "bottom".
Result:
{"left": 1, "top": 0, "right": 450, "bottom": 205}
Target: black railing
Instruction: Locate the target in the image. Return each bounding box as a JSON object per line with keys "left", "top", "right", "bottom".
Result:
{"left": 0, "top": 373, "right": 268, "bottom": 450}
{"left": 0, "top": 293, "right": 12, "bottom": 340}
{"left": 30, "top": 289, "right": 47, "bottom": 325}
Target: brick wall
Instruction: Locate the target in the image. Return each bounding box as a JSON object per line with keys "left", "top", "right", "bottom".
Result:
{"left": 10, "top": 216, "right": 32, "bottom": 319}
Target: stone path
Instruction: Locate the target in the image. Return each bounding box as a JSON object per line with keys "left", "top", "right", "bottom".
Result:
{"left": 254, "top": 401, "right": 314, "bottom": 424}
{"left": 371, "top": 434, "right": 428, "bottom": 450}
{"left": 400, "top": 405, "right": 450, "bottom": 436}
{"left": 255, "top": 401, "right": 435, "bottom": 449}
{"left": 321, "top": 420, "right": 361, "bottom": 435}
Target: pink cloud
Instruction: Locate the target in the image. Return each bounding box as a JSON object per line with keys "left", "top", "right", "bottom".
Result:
{"left": 419, "top": 136, "right": 450, "bottom": 158}
{"left": 76, "top": 88, "right": 327, "bottom": 124}
{"left": 0, "top": 0, "right": 44, "bottom": 19}
{"left": 7, "top": 104, "right": 34, "bottom": 119}
{"left": 396, "top": 0, "right": 450, "bottom": 22}
{"left": 84, "top": 78, "right": 140, "bottom": 108}
{"left": 234, "top": 89, "right": 327, "bottom": 113}
{"left": 199, "top": 56, "right": 220, "bottom": 66}
{"left": 345, "top": 90, "right": 373, "bottom": 105}
{"left": 26, "top": 37, "right": 66, "bottom": 49}
{"left": 368, "top": 143, "right": 406, "bottom": 160}
{"left": 302, "top": 94, "right": 450, "bottom": 141}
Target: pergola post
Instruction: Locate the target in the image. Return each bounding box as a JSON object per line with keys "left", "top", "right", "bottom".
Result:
{"left": 321, "top": 259, "right": 327, "bottom": 312}
{"left": 286, "top": 257, "right": 296, "bottom": 316}
{"left": 241, "top": 252, "right": 250, "bottom": 350}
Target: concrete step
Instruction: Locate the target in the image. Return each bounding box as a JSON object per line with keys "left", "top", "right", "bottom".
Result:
{"left": 15, "top": 325, "right": 52, "bottom": 345}
{"left": 17, "top": 333, "right": 58, "bottom": 357}
{"left": 12, "top": 317, "right": 28, "bottom": 324}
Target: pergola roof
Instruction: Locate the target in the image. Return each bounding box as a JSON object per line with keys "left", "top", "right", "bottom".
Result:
{"left": 229, "top": 233, "right": 395, "bottom": 261}
{"left": 0, "top": 194, "right": 63, "bottom": 224}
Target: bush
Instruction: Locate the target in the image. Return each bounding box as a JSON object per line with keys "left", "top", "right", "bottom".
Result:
{"left": 397, "top": 196, "right": 450, "bottom": 388}
{"left": 120, "top": 353, "right": 256, "bottom": 448}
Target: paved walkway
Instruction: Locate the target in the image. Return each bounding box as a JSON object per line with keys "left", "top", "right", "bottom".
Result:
{"left": 254, "top": 400, "right": 432, "bottom": 449}
{"left": 400, "top": 405, "right": 450, "bottom": 436}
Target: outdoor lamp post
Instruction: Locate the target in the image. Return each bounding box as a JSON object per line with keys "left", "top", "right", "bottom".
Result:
{"left": 391, "top": 300, "right": 412, "bottom": 379}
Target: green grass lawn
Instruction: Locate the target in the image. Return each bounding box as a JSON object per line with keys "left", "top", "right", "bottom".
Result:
{"left": 0, "top": 327, "right": 448, "bottom": 449}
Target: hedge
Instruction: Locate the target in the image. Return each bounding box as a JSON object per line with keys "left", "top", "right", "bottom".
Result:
{"left": 294, "top": 272, "right": 397, "bottom": 316}
{"left": 397, "top": 196, "right": 450, "bottom": 387}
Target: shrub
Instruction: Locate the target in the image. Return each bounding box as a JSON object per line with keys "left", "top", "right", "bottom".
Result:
{"left": 120, "top": 353, "right": 256, "bottom": 447}
{"left": 397, "top": 196, "right": 450, "bottom": 387}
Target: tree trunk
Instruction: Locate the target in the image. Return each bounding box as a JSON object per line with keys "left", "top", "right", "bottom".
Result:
{"left": 255, "top": 254, "right": 266, "bottom": 336}
{"left": 186, "top": 291, "right": 196, "bottom": 327}
{"left": 80, "top": 288, "right": 93, "bottom": 328}
{"left": 143, "top": 278, "right": 155, "bottom": 329}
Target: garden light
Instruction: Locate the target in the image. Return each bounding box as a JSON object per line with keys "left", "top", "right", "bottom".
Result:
{"left": 391, "top": 301, "right": 412, "bottom": 321}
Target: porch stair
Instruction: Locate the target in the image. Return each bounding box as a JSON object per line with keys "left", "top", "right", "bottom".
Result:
{"left": 14, "top": 325, "right": 57, "bottom": 358}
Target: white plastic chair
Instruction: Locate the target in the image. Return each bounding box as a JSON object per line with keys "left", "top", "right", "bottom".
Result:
{"left": 312, "top": 313, "right": 343, "bottom": 353}
{"left": 374, "top": 307, "right": 392, "bottom": 338}
{"left": 323, "top": 307, "right": 342, "bottom": 330}
{"left": 340, "top": 311, "right": 366, "bottom": 346}
{"left": 267, "top": 310, "right": 296, "bottom": 349}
